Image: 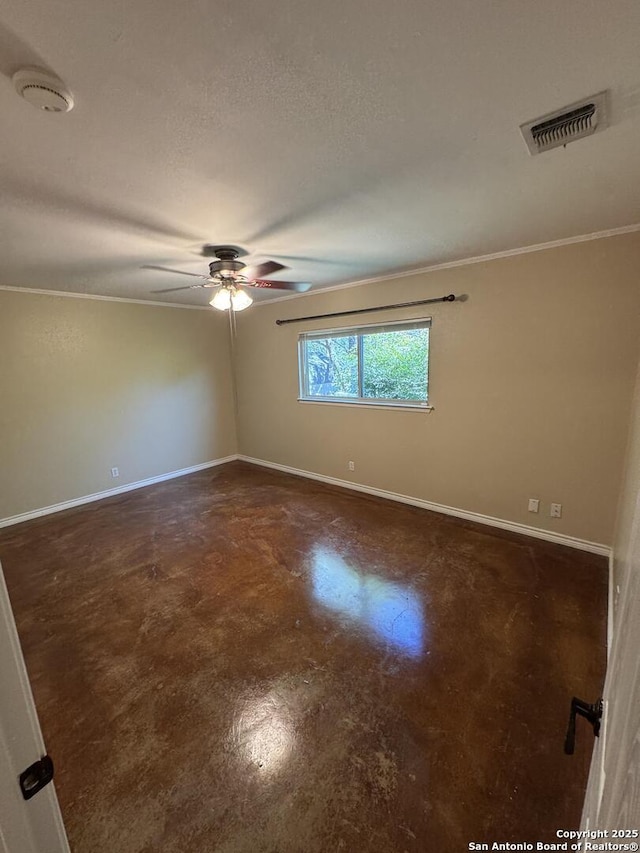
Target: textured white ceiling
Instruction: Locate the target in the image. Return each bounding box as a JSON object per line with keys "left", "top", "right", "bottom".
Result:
{"left": 1, "top": 0, "right": 640, "bottom": 306}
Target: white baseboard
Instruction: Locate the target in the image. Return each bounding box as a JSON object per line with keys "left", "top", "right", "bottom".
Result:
{"left": 0, "top": 455, "right": 239, "bottom": 528}
{"left": 2, "top": 452, "right": 613, "bottom": 559}
{"left": 238, "top": 455, "right": 611, "bottom": 557}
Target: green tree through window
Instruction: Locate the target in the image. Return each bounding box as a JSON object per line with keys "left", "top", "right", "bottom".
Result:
{"left": 305, "top": 335, "right": 358, "bottom": 397}
{"left": 299, "top": 320, "right": 429, "bottom": 406}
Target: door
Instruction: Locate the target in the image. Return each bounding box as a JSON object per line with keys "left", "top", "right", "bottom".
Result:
{"left": 0, "top": 561, "right": 69, "bottom": 853}
{"left": 581, "top": 396, "right": 640, "bottom": 827}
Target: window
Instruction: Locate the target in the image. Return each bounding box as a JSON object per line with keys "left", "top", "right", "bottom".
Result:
{"left": 298, "top": 318, "right": 430, "bottom": 408}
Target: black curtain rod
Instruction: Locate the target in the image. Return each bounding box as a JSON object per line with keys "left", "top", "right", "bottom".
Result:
{"left": 275, "top": 293, "right": 457, "bottom": 326}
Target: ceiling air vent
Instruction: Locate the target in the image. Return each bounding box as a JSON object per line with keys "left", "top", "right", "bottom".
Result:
{"left": 520, "top": 92, "right": 608, "bottom": 155}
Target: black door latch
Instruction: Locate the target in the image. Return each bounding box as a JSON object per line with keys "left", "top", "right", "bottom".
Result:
{"left": 19, "top": 755, "right": 54, "bottom": 800}
{"left": 564, "top": 697, "right": 603, "bottom": 755}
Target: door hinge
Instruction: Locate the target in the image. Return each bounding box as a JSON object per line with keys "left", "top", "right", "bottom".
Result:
{"left": 564, "top": 697, "right": 603, "bottom": 755}
{"left": 19, "top": 755, "right": 54, "bottom": 800}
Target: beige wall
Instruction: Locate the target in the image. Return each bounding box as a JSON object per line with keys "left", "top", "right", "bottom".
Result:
{"left": 235, "top": 232, "right": 640, "bottom": 546}
{"left": 0, "top": 291, "right": 237, "bottom": 521}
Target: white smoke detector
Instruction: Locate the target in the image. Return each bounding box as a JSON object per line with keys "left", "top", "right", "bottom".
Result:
{"left": 13, "top": 67, "right": 74, "bottom": 113}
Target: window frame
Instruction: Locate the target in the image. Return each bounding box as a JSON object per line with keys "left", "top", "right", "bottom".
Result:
{"left": 297, "top": 316, "right": 431, "bottom": 411}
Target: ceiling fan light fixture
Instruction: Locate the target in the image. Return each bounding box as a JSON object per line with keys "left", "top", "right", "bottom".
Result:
{"left": 210, "top": 288, "right": 232, "bottom": 311}
{"left": 210, "top": 285, "right": 253, "bottom": 312}
{"left": 231, "top": 288, "right": 253, "bottom": 311}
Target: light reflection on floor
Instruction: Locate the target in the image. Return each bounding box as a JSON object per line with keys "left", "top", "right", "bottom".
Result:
{"left": 310, "top": 545, "right": 426, "bottom": 658}
{"left": 234, "top": 691, "right": 295, "bottom": 775}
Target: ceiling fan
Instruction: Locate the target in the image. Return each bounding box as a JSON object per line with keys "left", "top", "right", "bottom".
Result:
{"left": 143, "top": 246, "right": 311, "bottom": 311}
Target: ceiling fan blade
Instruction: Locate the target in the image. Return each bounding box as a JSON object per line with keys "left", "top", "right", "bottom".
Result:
{"left": 248, "top": 280, "right": 312, "bottom": 291}
{"left": 151, "top": 285, "right": 203, "bottom": 293}
{"left": 142, "top": 264, "right": 209, "bottom": 280}
{"left": 243, "top": 260, "right": 287, "bottom": 280}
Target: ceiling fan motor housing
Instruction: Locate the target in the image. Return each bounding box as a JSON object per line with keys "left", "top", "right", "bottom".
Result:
{"left": 208, "top": 246, "right": 246, "bottom": 276}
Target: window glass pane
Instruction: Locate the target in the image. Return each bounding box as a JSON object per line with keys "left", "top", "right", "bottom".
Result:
{"left": 304, "top": 335, "right": 358, "bottom": 397}
{"left": 361, "top": 328, "right": 428, "bottom": 401}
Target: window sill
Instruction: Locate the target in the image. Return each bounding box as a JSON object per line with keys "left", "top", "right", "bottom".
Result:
{"left": 297, "top": 398, "right": 434, "bottom": 413}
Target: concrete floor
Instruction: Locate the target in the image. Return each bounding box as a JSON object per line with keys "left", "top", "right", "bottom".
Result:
{"left": 0, "top": 462, "right": 607, "bottom": 852}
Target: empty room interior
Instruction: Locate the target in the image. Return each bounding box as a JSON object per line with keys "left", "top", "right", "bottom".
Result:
{"left": 1, "top": 1, "right": 640, "bottom": 851}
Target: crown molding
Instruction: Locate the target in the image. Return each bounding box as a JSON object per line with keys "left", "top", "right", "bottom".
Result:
{"left": 0, "top": 285, "right": 212, "bottom": 311}
{"left": 253, "top": 221, "right": 640, "bottom": 307}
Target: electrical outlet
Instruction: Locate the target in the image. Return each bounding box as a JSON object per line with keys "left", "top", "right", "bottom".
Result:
{"left": 348, "top": 461, "right": 355, "bottom": 471}
{"left": 528, "top": 498, "right": 540, "bottom": 513}
{"left": 550, "top": 502, "right": 562, "bottom": 518}
{"left": 111, "top": 467, "right": 119, "bottom": 478}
